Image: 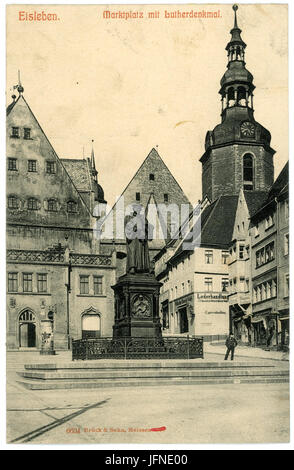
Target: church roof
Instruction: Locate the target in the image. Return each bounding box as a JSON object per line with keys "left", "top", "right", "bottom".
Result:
{"left": 61, "top": 159, "right": 92, "bottom": 191}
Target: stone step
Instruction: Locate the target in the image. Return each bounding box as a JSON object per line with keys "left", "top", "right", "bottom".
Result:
{"left": 21, "top": 367, "right": 289, "bottom": 381}
{"left": 23, "top": 360, "right": 274, "bottom": 371}
{"left": 19, "top": 375, "right": 289, "bottom": 390}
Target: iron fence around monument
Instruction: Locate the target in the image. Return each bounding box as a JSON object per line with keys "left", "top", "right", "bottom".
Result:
{"left": 72, "top": 336, "right": 204, "bottom": 360}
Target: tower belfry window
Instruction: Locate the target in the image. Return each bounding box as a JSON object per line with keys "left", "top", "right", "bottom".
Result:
{"left": 243, "top": 154, "right": 254, "bottom": 190}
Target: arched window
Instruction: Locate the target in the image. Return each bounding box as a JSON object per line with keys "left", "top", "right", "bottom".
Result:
{"left": 67, "top": 200, "right": 77, "bottom": 213}
{"left": 8, "top": 196, "right": 19, "bottom": 209}
{"left": 227, "top": 87, "right": 235, "bottom": 107}
{"left": 28, "top": 197, "right": 38, "bottom": 210}
{"left": 47, "top": 199, "right": 57, "bottom": 212}
{"left": 243, "top": 153, "right": 254, "bottom": 190}
{"left": 237, "top": 86, "right": 246, "bottom": 106}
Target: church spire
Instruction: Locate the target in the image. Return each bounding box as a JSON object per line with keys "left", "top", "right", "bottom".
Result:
{"left": 90, "top": 140, "right": 98, "bottom": 181}
{"left": 219, "top": 4, "right": 255, "bottom": 117}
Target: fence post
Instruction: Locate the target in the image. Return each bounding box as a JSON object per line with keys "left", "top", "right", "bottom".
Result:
{"left": 187, "top": 334, "right": 190, "bottom": 360}
{"left": 124, "top": 337, "right": 127, "bottom": 360}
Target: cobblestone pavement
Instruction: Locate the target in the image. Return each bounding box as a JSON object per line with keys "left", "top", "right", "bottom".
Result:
{"left": 6, "top": 351, "right": 290, "bottom": 445}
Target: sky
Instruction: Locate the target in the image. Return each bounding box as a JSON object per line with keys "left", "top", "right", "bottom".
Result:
{"left": 6, "top": 3, "right": 288, "bottom": 208}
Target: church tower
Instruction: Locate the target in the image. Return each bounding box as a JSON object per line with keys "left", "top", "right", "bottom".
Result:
{"left": 200, "top": 5, "right": 275, "bottom": 202}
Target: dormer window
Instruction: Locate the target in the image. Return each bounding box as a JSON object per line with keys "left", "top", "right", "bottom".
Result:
{"left": 11, "top": 127, "right": 19, "bottom": 138}
{"left": 24, "top": 128, "right": 31, "bottom": 140}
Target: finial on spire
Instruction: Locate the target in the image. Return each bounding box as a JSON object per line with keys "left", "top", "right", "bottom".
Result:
{"left": 90, "top": 139, "right": 97, "bottom": 177}
{"left": 233, "top": 4, "right": 238, "bottom": 28}
{"left": 17, "top": 70, "right": 24, "bottom": 95}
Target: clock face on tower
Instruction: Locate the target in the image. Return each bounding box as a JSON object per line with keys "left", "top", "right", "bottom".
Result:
{"left": 240, "top": 121, "right": 256, "bottom": 138}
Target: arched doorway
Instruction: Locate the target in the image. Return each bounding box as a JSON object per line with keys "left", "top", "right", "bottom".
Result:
{"left": 82, "top": 308, "right": 101, "bottom": 339}
{"left": 19, "top": 310, "right": 36, "bottom": 348}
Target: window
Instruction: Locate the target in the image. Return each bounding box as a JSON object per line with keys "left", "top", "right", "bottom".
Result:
{"left": 243, "top": 153, "right": 254, "bottom": 190}
{"left": 93, "top": 276, "right": 103, "bottom": 295}
{"left": 245, "top": 279, "right": 249, "bottom": 292}
{"left": 285, "top": 274, "right": 289, "bottom": 298}
{"left": 204, "top": 277, "right": 213, "bottom": 292}
{"left": 164, "top": 193, "right": 169, "bottom": 203}
{"left": 239, "top": 276, "right": 245, "bottom": 292}
{"left": 222, "top": 278, "right": 229, "bottom": 292}
{"left": 23, "top": 273, "right": 33, "bottom": 292}
{"left": 135, "top": 192, "right": 140, "bottom": 201}
{"left": 67, "top": 201, "right": 77, "bottom": 213}
{"left": 253, "top": 279, "right": 277, "bottom": 303}
{"left": 205, "top": 250, "right": 213, "bottom": 264}
{"left": 11, "top": 127, "right": 19, "bottom": 138}
{"left": 149, "top": 173, "right": 155, "bottom": 181}
{"left": 182, "top": 282, "right": 185, "bottom": 295}
{"left": 37, "top": 273, "right": 47, "bottom": 293}
{"left": 28, "top": 160, "right": 37, "bottom": 172}
{"left": 8, "top": 196, "right": 18, "bottom": 209}
{"left": 256, "top": 242, "right": 275, "bottom": 267}
{"left": 284, "top": 233, "right": 289, "bottom": 256}
{"left": 265, "top": 214, "right": 274, "bottom": 230}
{"left": 47, "top": 199, "right": 57, "bottom": 212}
{"left": 24, "top": 128, "right": 31, "bottom": 140}
{"left": 80, "top": 275, "right": 89, "bottom": 295}
{"left": 46, "top": 161, "right": 56, "bottom": 174}
{"left": 239, "top": 244, "right": 245, "bottom": 259}
{"left": 285, "top": 200, "right": 289, "bottom": 219}
{"left": 187, "top": 280, "right": 192, "bottom": 292}
{"left": 8, "top": 158, "right": 17, "bottom": 171}
{"left": 28, "top": 198, "right": 38, "bottom": 210}
{"left": 254, "top": 224, "right": 259, "bottom": 237}
{"left": 8, "top": 273, "right": 18, "bottom": 292}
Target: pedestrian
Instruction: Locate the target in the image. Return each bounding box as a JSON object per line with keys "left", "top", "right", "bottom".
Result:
{"left": 224, "top": 333, "right": 238, "bottom": 360}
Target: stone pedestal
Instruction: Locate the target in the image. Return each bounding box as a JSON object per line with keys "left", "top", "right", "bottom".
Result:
{"left": 112, "top": 273, "right": 163, "bottom": 338}
{"left": 40, "top": 319, "right": 56, "bottom": 355}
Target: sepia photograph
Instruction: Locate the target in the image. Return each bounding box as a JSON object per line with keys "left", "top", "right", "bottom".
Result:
{"left": 5, "top": 2, "right": 289, "bottom": 448}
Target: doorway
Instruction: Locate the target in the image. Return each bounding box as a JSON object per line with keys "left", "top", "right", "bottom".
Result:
{"left": 179, "top": 307, "right": 189, "bottom": 334}
{"left": 19, "top": 310, "right": 36, "bottom": 348}
{"left": 82, "top": 314, "right": 101, "bottom": 339}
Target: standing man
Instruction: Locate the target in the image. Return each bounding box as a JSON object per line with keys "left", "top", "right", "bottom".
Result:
{"left": 224, "top": 333, "right": 238, "bottom": 361}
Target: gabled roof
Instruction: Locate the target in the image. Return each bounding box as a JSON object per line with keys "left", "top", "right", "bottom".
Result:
{"left": 251, "top": 161, "right": 289, "bottom": 220}
{"left": 169, "top": 195, "right": 238, "bottom": 263}
{"left": 243, "top": 191, "right": 268, "bottom": 217}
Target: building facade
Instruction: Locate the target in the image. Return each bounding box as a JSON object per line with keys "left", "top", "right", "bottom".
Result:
{"left": 6, "top": 86, "right": 116, "bottom": 350}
